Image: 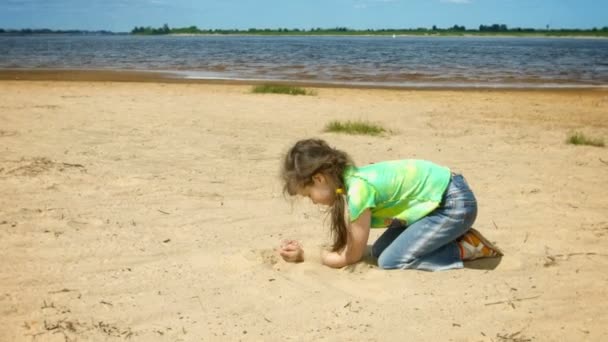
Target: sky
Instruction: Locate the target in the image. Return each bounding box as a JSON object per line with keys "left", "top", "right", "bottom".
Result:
{"left": 1, "top": 0, "right": 606, "bottom": 32}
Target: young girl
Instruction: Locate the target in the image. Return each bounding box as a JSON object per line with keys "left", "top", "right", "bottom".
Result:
{"left": 278, "top": 138, "right": 502, "bottom": 271}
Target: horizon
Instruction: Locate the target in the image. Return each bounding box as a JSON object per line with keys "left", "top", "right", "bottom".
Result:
{"left": 1, "top": 23, "right": 607, "bottom": 34}
{"left": 0, "top": 0, "right": 606, "bottom": 32}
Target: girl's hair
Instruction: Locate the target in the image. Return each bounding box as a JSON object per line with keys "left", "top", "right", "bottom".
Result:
{"left": 281, "top": 138, "right": 354, "bottom": 252}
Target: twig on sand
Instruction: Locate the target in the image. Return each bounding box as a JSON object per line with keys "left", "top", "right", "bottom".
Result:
{"left": 554, "top": 252, "right": 607, "bottom": 258}
{"left": 544, "top": 255, "right": 557, "bottom": 267}
{"left": 61, "top": 162, "right": 85, "bottom": 168}
{"left": 599, "top": 158, "right": 608, "bottom": 165}
{"left": 492, "top": 220, "right": 499, "bottom": 229}
{"left": 546, "top": 252, "right": 608, "bottom": 267}
{"left": 158, "top": 210, "right": 170, "bottom": 215}
{"left": 48, "top": 288, "right": 76, "bottom": 294}
{"left": 41, "top": 300, "right": 55, "bottom": 309}
{"left": 485, "top": 295, "right": 540, "bottom": 306}
{"left": 496, "top": 330, "right": 532, "bottom": 342}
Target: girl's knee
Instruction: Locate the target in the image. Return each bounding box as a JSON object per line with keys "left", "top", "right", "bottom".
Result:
{"left": 377, "top": 255, "right": 393, "bottom": 269}
{"left": 377, "top": 253, "right": 415, "bottom": 270}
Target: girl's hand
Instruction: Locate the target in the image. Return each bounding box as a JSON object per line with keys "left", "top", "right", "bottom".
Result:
{"left": 278, "top": 239, "right": 304, "bottom": 263}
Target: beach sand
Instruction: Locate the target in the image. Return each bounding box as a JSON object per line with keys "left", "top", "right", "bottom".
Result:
{"left": 1, "top": 79, "right": 607, "bottom": 341}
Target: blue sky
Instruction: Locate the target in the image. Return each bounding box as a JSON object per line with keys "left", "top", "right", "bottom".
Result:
{"left": 1, "top": 0, "right": 606, "bottom": 32}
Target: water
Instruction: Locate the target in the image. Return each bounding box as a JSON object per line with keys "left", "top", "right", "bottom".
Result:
{"left": 1, "top": 35, "right": 607, "bottom": 88}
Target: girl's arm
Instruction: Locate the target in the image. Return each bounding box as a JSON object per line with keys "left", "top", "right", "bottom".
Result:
{"left": 322, "top": 209, "right": 371, "bottom": 268}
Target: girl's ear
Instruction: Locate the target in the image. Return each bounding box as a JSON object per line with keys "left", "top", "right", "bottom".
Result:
{"left": 312, "top": 173, "right": 326, "bottom": 185}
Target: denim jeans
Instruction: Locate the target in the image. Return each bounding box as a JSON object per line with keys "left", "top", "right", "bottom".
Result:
{"left": 371, "top": 174, "right": 477, "bottom": 271}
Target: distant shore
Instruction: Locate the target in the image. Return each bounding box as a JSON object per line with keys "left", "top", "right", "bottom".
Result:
{"left": 1, "top": 32, "right": 608, "bottom": 39}
{"left": 1, "top": 68, "right": 606, "bottom": 91}
{"left": 164, "top": 33, "right": 608, "bottom": 39}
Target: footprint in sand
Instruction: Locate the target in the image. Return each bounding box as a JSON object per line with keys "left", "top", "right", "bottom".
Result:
{"left": 0, "top": 130, "right": 18, "bottom": 137}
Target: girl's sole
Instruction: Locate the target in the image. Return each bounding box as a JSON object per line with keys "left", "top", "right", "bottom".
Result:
{"left": 469, "top": 228, "right": 504, "bottom": 257}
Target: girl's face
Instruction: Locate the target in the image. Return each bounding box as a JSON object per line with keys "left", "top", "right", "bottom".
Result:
{"left": 297, "top": 173, "right": 336, "bottom": 206}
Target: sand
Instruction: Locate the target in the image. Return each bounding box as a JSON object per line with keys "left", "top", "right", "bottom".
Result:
{"left": 1, "top": 79, "right": 607, "bottom": 341}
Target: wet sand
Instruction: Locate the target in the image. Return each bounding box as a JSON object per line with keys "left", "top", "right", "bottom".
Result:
{"left": 2, "top": 68, "right": 606, "bottom": 91}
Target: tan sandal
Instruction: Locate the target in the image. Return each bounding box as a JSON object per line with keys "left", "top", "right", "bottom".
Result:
{"left": 458, "top": 228, "right": 503, "bottom": 261}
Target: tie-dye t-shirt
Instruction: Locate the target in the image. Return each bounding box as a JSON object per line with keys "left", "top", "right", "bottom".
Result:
{"left": 343, "top": 160, "right": 451, "bottom": 228}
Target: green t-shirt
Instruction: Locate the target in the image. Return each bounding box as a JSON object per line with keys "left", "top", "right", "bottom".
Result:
{"left": 343, "top": 160, "right": 451, "bottom": 228}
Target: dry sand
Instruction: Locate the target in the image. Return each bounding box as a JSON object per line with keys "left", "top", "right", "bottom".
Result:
{"left": 1, "top": 80, "right": 607, "bottom": 341}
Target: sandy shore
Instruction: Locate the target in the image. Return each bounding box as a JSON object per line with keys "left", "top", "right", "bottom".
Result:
{"left": 3, "top": 68, "right": 607, "bottom": 90}
{"left": 1, "top": 79, "right": 607, "bottom": 341}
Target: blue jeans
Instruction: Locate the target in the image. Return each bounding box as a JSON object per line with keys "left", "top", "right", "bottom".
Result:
{"left": 371, "top": 174, "right": 477, "bottom": 271}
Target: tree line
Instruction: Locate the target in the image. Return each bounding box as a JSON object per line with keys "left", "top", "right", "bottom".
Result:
{"left": 0, "top": 28, "right": 117, "bottom": 35}
{"left": 130, "top": 23, "right": 608, "bottom": 36}
{"left": 2, "top": 24, "right": 607, "bottom": 36}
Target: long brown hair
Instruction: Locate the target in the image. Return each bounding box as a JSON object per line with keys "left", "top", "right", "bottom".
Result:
{"left": 281, "top": 138, "right": 354, "bottom": 252}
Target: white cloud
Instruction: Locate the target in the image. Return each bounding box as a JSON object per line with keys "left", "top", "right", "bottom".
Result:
{"left": 440, "top": 0, "right": 471, "bottom": 4}
{"left": 354, "top": 0, "right": 397, "bottom": 10}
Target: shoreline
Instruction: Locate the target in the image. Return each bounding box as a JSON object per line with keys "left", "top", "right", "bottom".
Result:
{"left": 1, "top": 68, "right": 606, "bottom": 92}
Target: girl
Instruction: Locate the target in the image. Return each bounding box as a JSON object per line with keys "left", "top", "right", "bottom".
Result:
{"left": 278, "top": 138, "right": 502, "bottom": 271}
